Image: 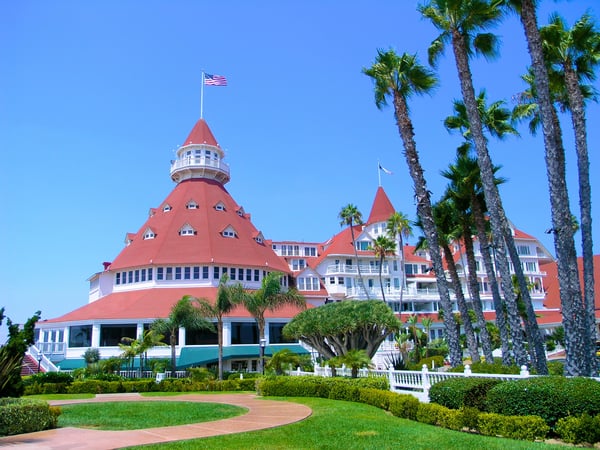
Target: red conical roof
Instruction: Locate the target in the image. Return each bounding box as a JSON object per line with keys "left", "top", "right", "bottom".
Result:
{"left": 181, "top": 119, "right": 220, "bottom": 147}
{"left": 367, "top": 186, "right": 396, "bottom": 224}
{"left": 110, "top": 178, "right": 289, "bottom": 272}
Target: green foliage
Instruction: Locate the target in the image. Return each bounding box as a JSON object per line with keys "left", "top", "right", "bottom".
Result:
{"left": 82, "top": 348, "right": 100, "bottom": 365}
{"left": 0, "top": 308, "right": 41, "bottom": 398}
{"left": 0, "top": 398, "right": 61, "bottom": 436}
{"left": 555, "top": 414, "right": 600, "bottom": 445}
{"left": 188, "top": 367, "right": 216, "bottom": 382}
{"left": 485, "top": 376, "right": 600, "bottom": 427}
{"left": 477, "top": 412, "right": 550, "bottom": 441}
{"left": 266, "top": 349, "right": 302, "bottom": 375}
{"left": 256, "top": 375, "right": 388, "bottom": 398}
{"left": 387, "top": 393, "right": 420, "bottom": 421}
{"left": 407, "top": 355, "right": 445, "bottom": 371}
{"left": 24, "top": 371, "right": 73, "bottom": 386}
{"left": 449, "top": 359, "right": 521, "bottom": 374}
{"left": 546, "top": 361, "right": 564, "bottom": 375}
{"left": 429, "top": 377, "right": 502, "bottom": 411}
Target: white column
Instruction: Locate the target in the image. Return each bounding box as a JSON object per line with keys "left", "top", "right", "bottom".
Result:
{"left": 92, "top": 324, "right": 101, "bottom": 348}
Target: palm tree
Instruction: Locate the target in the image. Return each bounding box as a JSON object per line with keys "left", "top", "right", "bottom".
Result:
{"left": 369, "top": 235, "right": 397, "bottom": 302}
{"left": 419, "top": 0, "right": 532, "bottom": 370}
{"left": 238, "top": 272, "right": 306, "bottom": 374}
{"left": 195, "top": 274, "right": 241, "bottom": 380}
{"left": 540, "top": 12, "right": 599, "bottom": 372}
{"left": 120, "top": 329, "right": 165, "bottom": 375}
{"left": 151, "top": 296, "right": 214, "bottom": 378}
{"left": 340, "top": 349, "right": 373, "bottom": 378}
{"left": 442, "top": 149, "right": 510, "bottom": 364}
{"left": 386, "top": 211, "right": 413, "bottom": 307}
{"left": 339, "top": 204, "right": 369, "bottom": 299}
{"left": 363, "top": 49, "right": 462, "bottom": 367}
{"left": 505, "top": 0, "right": 588, "bottom": 376}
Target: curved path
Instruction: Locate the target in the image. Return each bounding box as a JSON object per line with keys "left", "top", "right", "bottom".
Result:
{"left": 0, "top": 393, "right": 312, "bottom": 449}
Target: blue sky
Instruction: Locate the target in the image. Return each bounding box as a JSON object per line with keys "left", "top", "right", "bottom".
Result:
{"left": 1, "top": 1, "right": 598, "bottom": 338}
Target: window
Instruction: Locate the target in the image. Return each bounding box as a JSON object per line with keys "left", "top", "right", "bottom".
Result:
{"left": 128, "top": 271, "right": 133, "bottom": 283}
{"left": 186, "top": 200, "right": 198, "bottom": 209}
{"left": 269, "top": 323, "right": 297, "bottom": 343}
{"left": 517, "top": 245, "right": 531, "bottom": 256}
{"left": 166, "top": 267, "right": 173, "bottom": 280}
{"left": 214, "top": 266, "right": 220, "bottom": 279}
{"left": 223, "top": 229, "right": 236, "bottom": 238}
{"left": 180, "top": 224, "right": 195, "bottom": 236}
{"left": 193, "top": 266, "right": 200, "bottom": 279}
{"left": 100, "top": 324, "right": 136, "bottom": 347}
{"left": 291, "top": 259, "right": 306, "bottom": 271}
{"left": 298, "top": 277, "right": 320, "bottom": 291}
{"left": 148, "top": 268, "right": 153, "bottom": 281}
{"left": 116, "top": 273, "right": 121, "bottom": 285}
{"left": 231, "top": 322, "right": 258, "bottom": 344}
{"left": 230, "top": 267, "right": 236, "bottom": 280}
{"left": 254, "top": 269, "right": 260, "bottom": 281}
{"left": 202, "top": 266, "right": 209, "bottom": 279}
{"left": 185, "top": 327, "right": 218, "bottom": 345}
{"left": 175, "top": 267, "right": 182, "bottom": 280}
{"left": 134, "top": 270, "right": 140, "bottom": 282}
{"left": 143, "top": 228, "right": 156, "bottom": 240}
{"left": 246, "top": 268, "right": 252, "bottom": 281}
{"left": 163, "top": 204, "right": 172, "bottom": 212}
{"left": 215, "top": 202, "right": 226, "bottom": 211}
{"left": 141, "top": 269, "right": 146, "bottom": 282}
{"left": 184, "top": 267, "right": 191, "bottom": 280}
{"left": 157, "top": 267, "right": 164, "bottom": 280}
{"left": 238, "top": 268, "right": 244, "bottom": 280}
{"left": 525, "top": 261, "right": 537, "bottom": 272}
{"left": 69, "top": 325, "right": 92, "bottom": 347}
{"left": 358, "top": 241, "right": 370, "bottom": 251}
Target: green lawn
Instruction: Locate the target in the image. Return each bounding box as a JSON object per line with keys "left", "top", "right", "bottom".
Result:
{"left": 123, "top": 397, "right": 560, "bottom": 450}
{"left": 58, "top": 401, "right": 247, "bottom": 430}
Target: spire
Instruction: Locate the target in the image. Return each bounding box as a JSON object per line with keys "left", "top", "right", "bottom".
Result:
{"left": 170, "top": 119, "right": 231, "bottom": 185}
{"left": 367, "top": 186, "right": 395, "bottom": 224}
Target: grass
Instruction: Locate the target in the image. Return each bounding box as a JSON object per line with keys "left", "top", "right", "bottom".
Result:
{"left": 123, "top": 397, "right": 561, "bottom": 450}
{"left": 58, "top": 401, "right": 247, "bottom": 430}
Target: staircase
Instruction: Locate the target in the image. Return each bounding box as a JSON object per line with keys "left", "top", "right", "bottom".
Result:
{"left": 21, "top": 354, "right": 43, "bottom": 376}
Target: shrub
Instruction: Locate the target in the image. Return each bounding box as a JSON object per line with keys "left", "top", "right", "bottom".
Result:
{"left": 416, "top": 402, "right": 450, "bottom": 426}
{"left": 23, "top": 372, "right": 74, "bottom": 386}
{"left": 460, "top": 406, "right": 480, "bottom": 430}
{"left": 256, "top": 376, "right": 388, "bottom": 398}
{"left": 546, "top": 361, "right": 564, "bottom": 376}
{"left": 429, "top": 377, "right": 502, "bottom": 411}
{"left": 0, "top": 398, "right": 61, "bottom": 436}
{"left": 477, "top": 412, "right": 549, "bottom": 441}
{"left": 449, "top": 359, "right": 521, "bottom": 375}
{"left": 555, "top": 414, "right": 600, "bottom": 445}
{"left": 486, "top": 376, "right": 600, "bottom": 427}
{"left": 188, "top": 367, "right": 215, "bottom": 382}
{"left": 387, "top": 394, "right": 420, "bottom": 421}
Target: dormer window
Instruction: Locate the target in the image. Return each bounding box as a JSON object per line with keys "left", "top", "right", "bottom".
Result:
{"left": 215, "top": 201, "right": 226, "bottom": 211}
{"left": 254, "top": 231, "right": 264, "bottom": 244}
{"left": 186, "top": 200, "right": 198, "bottom": 210}
{"left": 148, "top": 208, "right": 156, "bottom": 218}
{"left": 124, "top": 233, "right": 135, "bottom": 246}
{"left": 143, "top": 228, "right": 156, "bottom": 240}
{"left": 163, "top": 204, "right": 172, "bottom": 212}
{"left": 179, "top": 224, "right": 196, "bottom": 236}
{"left": 222, "top": 225, "right": 237, "bottom": 238}
{"left": 236, "top": 207, "right": 245, "bottom": 217}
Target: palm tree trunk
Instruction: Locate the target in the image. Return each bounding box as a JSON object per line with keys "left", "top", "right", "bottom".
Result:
{"left": 472, "top": 194, "right": 512, "bottom": 365}
{"left": 399, "top": 236, "right": 406, "bottom": 309}
{"left": 392, "top": 93, "right": 462, "bottom": 367}
{"left": 461, "top": 221, "right": 494, "bottom": 363}
{"left": 518, "top": 0, "right": 588, "bottom": 376}
{"left": 565, "top": 64, "right": 597, "bottom": 371}
{"left": 217, "top": 319, "right": 224, "bottom": 381}
{"left": 379, "top": 255, "right": 386, "bottom": 302}
{"left": 170, "top": 333, "right": 177, "bottom": 378}
{"left": 443, "top": 243, "right": 479, "bottom": 363}
{"left": 451, "top": 29, "right": 528, "bottom": 366}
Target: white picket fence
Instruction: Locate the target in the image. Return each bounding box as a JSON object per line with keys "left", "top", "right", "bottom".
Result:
{"left": 288, "top": 364, "right": 534, "bottom": 403}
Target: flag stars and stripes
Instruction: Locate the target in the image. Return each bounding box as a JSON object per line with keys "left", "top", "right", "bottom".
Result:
{"left": 204, "top": 73, "right": 228, "bottom": 86}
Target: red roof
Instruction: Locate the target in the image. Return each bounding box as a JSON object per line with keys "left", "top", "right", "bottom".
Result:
{"left": 367, "top": 187, "right": 396, "bottom": 224}
{"left": 109, "top": 178, "right": 289, "bottom": 273}
{"left": 42, "top": 287, "right": 308, "bottom": 323}
{"left": 181, "top": 119, "right": 220, "bottom": 147}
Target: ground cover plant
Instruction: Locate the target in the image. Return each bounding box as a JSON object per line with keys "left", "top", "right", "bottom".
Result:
{"left": 123, "top": 397, "right": 560, "bottom": 450}
{"left": 58, "top": 401, "right": 246, "bottom": 430}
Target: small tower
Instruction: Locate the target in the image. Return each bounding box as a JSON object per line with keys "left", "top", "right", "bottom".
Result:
{"left": 170, "top": 119, "right": 230, "bottom": 184}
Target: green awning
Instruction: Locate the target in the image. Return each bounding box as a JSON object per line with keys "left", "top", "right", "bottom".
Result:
{"left": 178, "top": 344, "right": 308, "bottom": 368}
{"left": 55, "top": 358, "right": 86, "bottom": 370}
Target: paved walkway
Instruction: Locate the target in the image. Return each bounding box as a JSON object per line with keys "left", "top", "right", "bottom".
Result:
{"left": 0, "top": 393, "right": 312, "bottom": 449}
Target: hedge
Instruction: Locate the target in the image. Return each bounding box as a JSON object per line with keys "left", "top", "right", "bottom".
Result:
{"left": 0, "top": 398, "right": 61, "bottom": 437}
{"left": 429, "top": 377, "right": 503, "bottom": 411}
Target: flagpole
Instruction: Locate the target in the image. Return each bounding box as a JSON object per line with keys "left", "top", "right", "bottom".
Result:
{"left": 377, "top": 160, "right": 382, "bottom": 187}
{"left": 200, "top": 71, "right": 205, "bottom": 119}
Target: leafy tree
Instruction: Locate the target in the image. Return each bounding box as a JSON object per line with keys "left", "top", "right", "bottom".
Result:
{"left": 369, "top": 235, "right": 397, "bottom": 302}
{"left": 505, "top": 0, "right": 586, "bottom": 376}
{"left": 237, "top": 272, "right": 305, "bottom": 374}
{"left": 419, "top": 0, "right": 534, "bottom": 370}
{"left": 339, "top": 204, "right": 369, "bottom": 299}
{"left": 0, "top": 307, "right": 41, "bottom": 397}
{"left": 363, "top": 49, "right": 462, "bottom": 367}
{"left": 195, "top": 274, "right": 241, "bottom": 380}
{"left": 151, "top": 296, "right": 214, "bottom": 378}
{"left": 266, "top": 348, "right": 302, "bottom": 375}
{"left": 120, "top": 329, "right": 165, "bottom": 374}
{"left": 82, "top": 348, "right": 100, "bottom": 366}
{"left": 284, "top": 300, "right": 400, "bottom": 359}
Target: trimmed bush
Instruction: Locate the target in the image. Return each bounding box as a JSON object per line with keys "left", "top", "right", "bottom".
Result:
{"left": 485, "top": 376, "right": 600, "bottom": 427}
{"left": 388, "top": 393, "right": 420, "bottom": 421}
{"left": 477, "top": 412, "right": 549, "bottom": 441}
{"left": 555, "top": 414, "right": 600, "bottom": 445}
{"left": 256, "top": 376, "right": 388, "bottom": 398}
{"left": 429, "top": 377, "right": 502, "bottom": 411}
{"left": 0, "top": 398, "right": 61, "bottom": 436}
{"left": 449, "top": 360, "right": 521, "bottom": 375}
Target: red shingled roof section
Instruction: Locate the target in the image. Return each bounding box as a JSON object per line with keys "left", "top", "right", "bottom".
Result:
{"left": 42, "top": 287, "right": 309, "bottom": 323}
{"left": 367, "top": 187, "right": 396, "bottom": 225}
{"left": 181, "top": 119, "right": 220, "bottom": 147}
{"left": 109, "top": 178, "right": 289, "bottom": 273}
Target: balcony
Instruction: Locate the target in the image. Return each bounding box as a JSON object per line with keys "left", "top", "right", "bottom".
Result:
{"left": 325, "top": 263, "right": 389, "bottom": 276}
{"left": 170, "top": 156, "right": 231, "bottom": 184}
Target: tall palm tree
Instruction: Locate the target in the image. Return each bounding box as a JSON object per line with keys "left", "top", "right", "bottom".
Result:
{"left": 238, "top": 272, "right": 306, "bottom": 374}
{"left": 363, "top": 49, "right": 462, "bottom": 366}
{"left": 505, "top": 0, "right": 589, "bottom": 376}
{"left": 419, "top": 0, "right": 533, "bottom": 370}
{"left": 120, "top": 328, "right": 166, "bottom": 375}
{"left": 386, "top": 211, "right": 413, "bottom": 307}
{"left": 151, "top": 296, "right": 214, "bottom": 378}
{"left": 339, "top": 204, "right": 369, "bottom": 299}
{"left": 195, "top": 274, "right": 241, "bottom": 380}
{"left": 442, "top": 148, "right": 512, "bottom": 365}
{"left": 369, "top": 234, "right": 397, "bottom": 302}
{"left": 540, "top": 12, "right": 599, "bottom": 372}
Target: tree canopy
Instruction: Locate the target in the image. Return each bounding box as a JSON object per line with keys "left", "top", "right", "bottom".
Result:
{"left": 283, "top": 300, "right": 400, "bottom": 359}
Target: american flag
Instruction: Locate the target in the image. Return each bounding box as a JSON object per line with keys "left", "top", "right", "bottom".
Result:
{"left": 204, "top": 73, "right": 227, "bottom": 86}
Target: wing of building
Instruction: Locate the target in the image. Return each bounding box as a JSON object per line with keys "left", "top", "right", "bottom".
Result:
{"left": 33, "top": 116, "right": 599, "bottom": 372}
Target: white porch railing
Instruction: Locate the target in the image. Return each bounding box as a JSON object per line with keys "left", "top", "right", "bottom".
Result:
{"left": 288, "top": 364, "right": 534, "bottom": 403}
